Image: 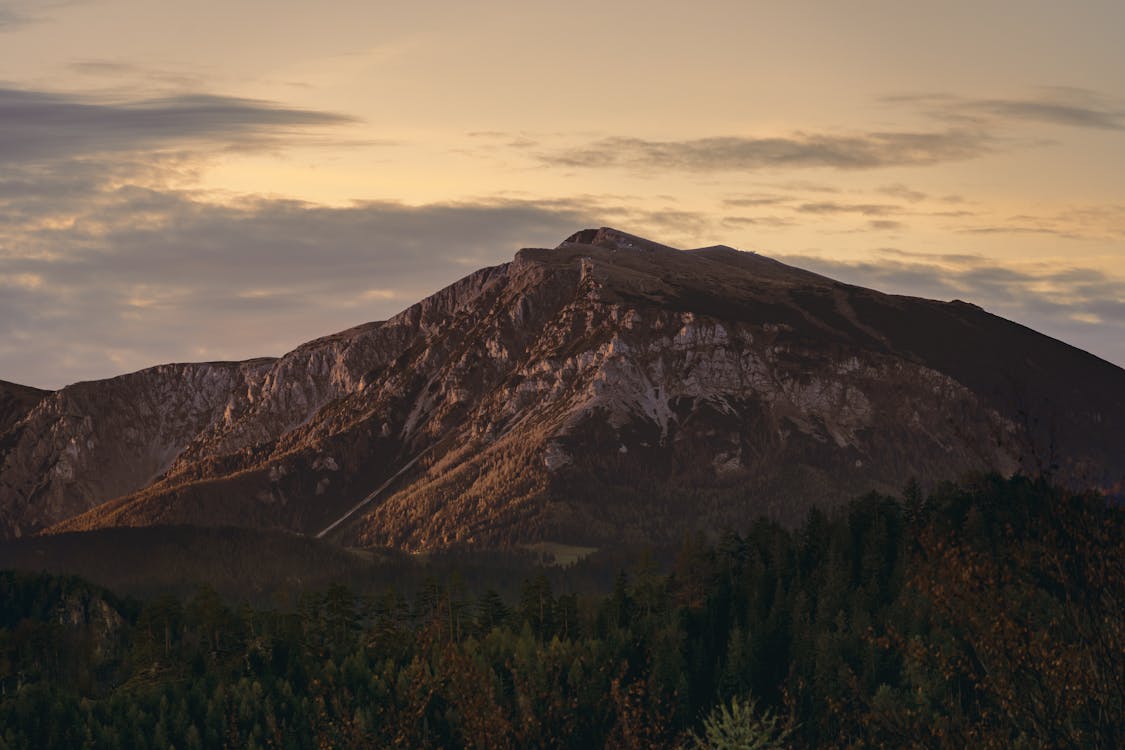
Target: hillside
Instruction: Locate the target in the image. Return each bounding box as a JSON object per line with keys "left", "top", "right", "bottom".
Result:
{"left": 3, "top": 228, "right": 1123, "bottom": 548}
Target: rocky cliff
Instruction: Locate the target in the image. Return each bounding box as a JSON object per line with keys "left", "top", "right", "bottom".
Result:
{"left": 0, "top": 380, "right": 50, "bottom": 437}
{"left": 3, "top": 228, "right": 1124, "bottom": 548}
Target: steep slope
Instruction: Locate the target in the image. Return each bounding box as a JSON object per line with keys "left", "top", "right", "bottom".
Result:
{"left": 5, "top": 228, "right": 1125, "bottom": 548}
{"left": 0, "top": 362, "right": 274, "bottom": 538}
{"left": 0, "top": 380, "right": 50, "bottom": 437}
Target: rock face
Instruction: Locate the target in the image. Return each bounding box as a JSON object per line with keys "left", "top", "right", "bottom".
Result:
{"left": 3, "top": 228, "right": 1124, "bottom": 548}
{"left": 0, "top": 380, "right": 50, "bottom": 437}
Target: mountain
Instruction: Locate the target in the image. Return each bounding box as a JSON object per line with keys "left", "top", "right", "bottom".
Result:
{"left": 2, "top": 228, "right": 1123, "bottom": 549}
{"left": 0, "top": 379, "right": 50, "bottom": 437}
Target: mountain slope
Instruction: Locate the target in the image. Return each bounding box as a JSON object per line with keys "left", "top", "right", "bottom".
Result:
{"left": 4, "top": 228, "right": 1124, "bottom": 548}
{"left": 0, "top": 379, "right": 50, "bottom": 437}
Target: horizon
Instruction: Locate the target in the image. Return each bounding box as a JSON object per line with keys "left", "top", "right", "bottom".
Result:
{"left": 2, "top": 1, "right": 1124, "bottom": 388}
{"left": 7, "top": 225, "right": 1125, "bottom": 391}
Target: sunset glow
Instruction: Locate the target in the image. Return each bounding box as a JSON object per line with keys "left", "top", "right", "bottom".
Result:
{"left": 2, "top": 0, "right": 1123, "bottom": 387}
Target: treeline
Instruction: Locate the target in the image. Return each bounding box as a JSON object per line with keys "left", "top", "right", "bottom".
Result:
{"left": 0, "top": 525, "right": 638, "bottom": 607}
{"left": 1, "top": 474, "right": 1121, "bottom": 748}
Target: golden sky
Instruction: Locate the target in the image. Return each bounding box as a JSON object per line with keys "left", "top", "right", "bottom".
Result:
{"left": 1, "top": 0, "right": 1123, "bottom": 387}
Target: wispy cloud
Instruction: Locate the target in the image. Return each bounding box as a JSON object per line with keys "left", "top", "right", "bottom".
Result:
{"left": 65, "top": 59, "right": 209, "bottom": 91}
{"left": 721, "top": 215, "right": 796, "bottom": 229}
{"left": 719, "top": 181, "right": 1123, "bottom": 242}
{"left": 0, "top": 87, "right": 360, "bottom": 165}
{"left": 540, "top": 128, "right": 991, "bottom": 173}
{"left": 866, "top": 220, "right": 903, "bottom": 231}
{"left": 980, "top": 98, "right": 1124, "bottom": 130}
{"left": 887, "top": 87, "right": 1125, "bottom": 131}
{"left": 0, "top": 0, "right": 36, "bottom": 29}
{"left": 0, "top": 0, "right": 84, "bottom": 31}
{"left": 953, "top": 205, "right": 1125, "bottom": 241}
{"left": 531, "top": 87, "right": 1125, "bottom": 177}
{"left": 795, "top": 201, "right": 899, "bottom": 216}
{"left": 722, "top": 189, "right": 914, "bottom": 232}
{"left": 878, "top": 183, "right": 928, "bottom": 203}
{"left": 0, "top": 7, "right": 24, "bottom": 28}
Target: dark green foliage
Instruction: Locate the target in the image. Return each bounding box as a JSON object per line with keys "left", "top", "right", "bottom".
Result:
{"left": 0, "top": 475, "right": 1120, "bottom": 748}
{"left": 687, "top": 695, "right": 794, "bottom": 750}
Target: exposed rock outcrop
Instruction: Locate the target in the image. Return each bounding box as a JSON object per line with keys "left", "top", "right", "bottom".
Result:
{"left": 3, "top": 228, "right": 1124, "bottom": 548}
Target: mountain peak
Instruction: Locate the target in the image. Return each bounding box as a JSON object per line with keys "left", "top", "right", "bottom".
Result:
{"left": 558, "top": 227, "right": 678, "bottom": 254}
{"left": 4, "top": 229, "right": 1125, "bottom": 550}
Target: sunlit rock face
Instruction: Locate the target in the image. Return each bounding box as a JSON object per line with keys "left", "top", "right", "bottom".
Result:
{"left": 3, "top": 228, "right": 1124, "bottom": 548}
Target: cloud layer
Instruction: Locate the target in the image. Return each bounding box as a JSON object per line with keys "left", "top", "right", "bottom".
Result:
{"left": 0, "top": 84, "right": 707, "bottom": 388}
{"left": 1, "top": 82, "right": 1122, "bottom": 389}
{"left": 0, "top": 87, "right": 357, "bottom": 165}
{"left": 890, "top": 87, "right": 1125, "bottom": 131}
{"left": 542, "top": 129, "right": 990, "bottom": 172}
{"left": 538, "top": 89, "right": 1125, "bottom": 175}
{"left": 0, "top": 169, "right": 602, "bottom": 388}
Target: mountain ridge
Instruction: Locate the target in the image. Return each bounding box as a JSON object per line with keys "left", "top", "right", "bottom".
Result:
{"left": 3, "top": 227, "right": 1123, "bottom": 547}
{"left": 0, "top": 379, "right": 51, "bottom": 436}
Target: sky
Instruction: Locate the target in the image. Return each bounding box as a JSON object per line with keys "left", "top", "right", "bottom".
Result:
{"left": 1, "top": 0, "right": 1124, "bottom": 389}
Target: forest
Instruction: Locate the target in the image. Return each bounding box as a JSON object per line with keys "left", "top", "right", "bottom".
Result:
{"left": 0, "top": 474, "right": 1121, "bottom": 749}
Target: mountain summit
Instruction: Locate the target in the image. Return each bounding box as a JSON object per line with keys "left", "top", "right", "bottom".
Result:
{"left": 3, "top": 229, "right": 1123, "bottom": 548}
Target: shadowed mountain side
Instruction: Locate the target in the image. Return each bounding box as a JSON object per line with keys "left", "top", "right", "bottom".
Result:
{"left": 0, "top": 380, "right": 50, "bottom": 436}
{"left": 5, "top": 227, "right": 1125, "bottom": 549}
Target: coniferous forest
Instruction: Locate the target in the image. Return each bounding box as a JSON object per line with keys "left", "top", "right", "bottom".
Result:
{"left": 1, "top": 475, "right": 1122, "bottom": 749}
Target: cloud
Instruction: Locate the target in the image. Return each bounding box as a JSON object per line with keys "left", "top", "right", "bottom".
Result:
{"left": 952, "top": 205, "right": 1125, "bottom": 241}
{"left": 1, "top": 77, "right": 1121, "bottom": 388}
{"left": 876, "top": 247, "right": 982, "bottom": 265}
{"left": 3, "top": 152, "right": 1122, "bottom": 388}
{"left": 540, "top": 128, "right": 991, "bottom": 173}
{"left": 878, "top": 183, "right": 927, "bottom": 203}
{"left": 716, "top": 181, "right": 1122, "bottom": 242}
{"left": 66, "top": 59, "right": 208, "bottom": 90}
{"left": 772, "top": 248, "right": 1125, "bottom": 369}
{"left": 795, "top": 201, "right": 899, "bottom": 216}
{"left": 721, "top": 215, "right": 796, "bottom": 229}
{"left": 0, "top": 1, "right": 37, "bottom": 29}
{"left": 0, "top": 1, "right": 85, "bottom": 31}
{"left": 0, "top": 7, "right": 24, "bottom": 28}
{"left": 722, "top": 188, "right": 924, "bottom": 232}
{"left": 534, "top": 87, "right": 1124, "bottom": 177}
{"left": 888, "top": 87, "right": 1125, "bottom": 131}
{"left": 723, "top": 196, "right": 789, "bottom": 208}
{"left": 0, "top": 87, "right": 359, "bottom": 165}
{"left": 979, "top": 98, "right": 1124, "bottom": 130}
{"left": 959, "top": 224, "right": 1083, "bottom": 239}
{"left": 0, "top": 86, "right": 711, "bottom": 389}
{"left": 0, "top": 159, "right": 642, "bottom": 388}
